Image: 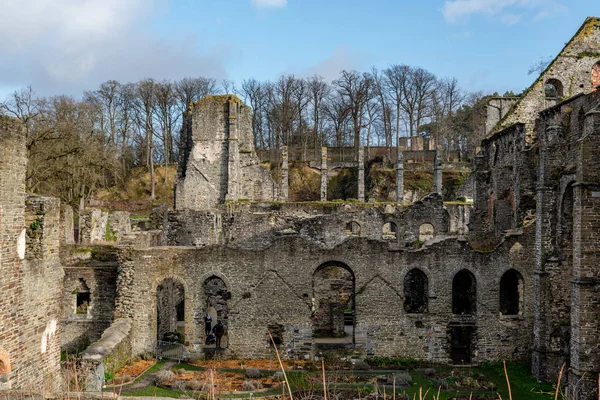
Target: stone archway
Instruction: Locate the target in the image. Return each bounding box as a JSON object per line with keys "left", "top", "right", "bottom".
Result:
{"left": 203, "top": 276, "right": 229, "bottom": 348}
{"left": 156, "top": 278, "right": 185, "bottom": 343}
{"left": 500, "top": 269, "right": 524, "bottom": 316}
{"left": 312, "top": 262, "right": 355, "bottom": 343}
{"left": 452, "top": 269, "right": 477, "bottom": 315}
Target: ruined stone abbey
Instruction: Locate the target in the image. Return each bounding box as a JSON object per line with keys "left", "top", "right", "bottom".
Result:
{"left": 1, "top": 16, "right": 600, "bottom": 400}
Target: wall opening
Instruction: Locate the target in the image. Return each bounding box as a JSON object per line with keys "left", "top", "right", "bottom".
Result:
{"left": 345, "top": 221, "right": 361, "bottom": 236}
{"left": 450, "top": 326, "right": 474, "bottom": 365}
{"left": 452, "top": 269, "right": 476, "bottom": 315}
{"left": 382, "top": 222, "right": 398, "bottom": 240}
{"left": 268, "top": 324, "right": 284, "bottom": 348}
{"left": 592, "top": 61, "right": 600, "bottom": 91}
{"left": 74, "top": 278, "right": 91, "bottom": 314}
{"left": 203, "top": 276, "right": 229, "bottom": 348}
{"left": 418, "top": 223, "right": 434, "bottom": 242}
{"left": 156, "top": 278, "right": 185, "bottom": 343}
{"left": 404, "top": 268, "right": 428, "bottom": 313}
{"left": 545, "top": 78, "right": 563, "bottom": 99}
{"left": 499, "top": 269, "right": 524, "bottom": 316}
{"left": 312, "top": 262, "right": 355, "bottom": 344}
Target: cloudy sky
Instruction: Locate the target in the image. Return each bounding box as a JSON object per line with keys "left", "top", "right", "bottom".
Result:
{"left": 0, "top": 0, "right": 597, "bottom": 98}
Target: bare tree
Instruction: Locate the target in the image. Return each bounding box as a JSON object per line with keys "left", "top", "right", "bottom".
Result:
{"left": 333, "top": 70, "right": 372, "bottom": 153}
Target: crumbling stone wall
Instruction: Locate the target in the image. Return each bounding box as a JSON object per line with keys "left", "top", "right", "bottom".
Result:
{"left": 61, "top": 246, "right": 118, "bottom": 353}
{"left": 115, "top": 229, "right": 533, "bottom": 363}
{"left": 0, "top": 118, "right": 63, "bottom": 394}
{"left": 492, "top": 17, "right": 600, "bottom": 142}
{"left": 175, "top": 95, "right": 277, "bottom": 210}
{"left": 79, "top": 209, "right": 131, "bottom": 244}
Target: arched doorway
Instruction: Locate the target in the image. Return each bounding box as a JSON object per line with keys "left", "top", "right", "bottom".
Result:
{"left": 452, "top": 269, "right": 476, "bottom": 315}
{"left": 312, "top": 262, "right": 355, "bottom": 344}
{"left": 499, "top": 269, "right": 524, "bottom": 316}
{"left": 203, "top": 276, "right": 229, "bottom": 348}
{"left": 156, "top": 278, "right": 185, "bottom": 343}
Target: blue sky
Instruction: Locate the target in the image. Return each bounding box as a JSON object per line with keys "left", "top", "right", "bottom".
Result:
{"left": 0, "top": 0, "right": 598, "bottom": 98}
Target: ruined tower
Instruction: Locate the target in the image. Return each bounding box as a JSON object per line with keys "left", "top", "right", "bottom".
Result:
{"left": 175, "top": 95, "right": 277, "bottom": 210}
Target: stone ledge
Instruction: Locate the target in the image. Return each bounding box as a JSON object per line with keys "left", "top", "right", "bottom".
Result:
{"left": 82, "top": 318, "right": 132, "bottom": 361}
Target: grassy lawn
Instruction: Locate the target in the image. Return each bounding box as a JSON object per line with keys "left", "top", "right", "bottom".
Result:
{"left": 112, "top": 361, "right": 555, "bottom": 400}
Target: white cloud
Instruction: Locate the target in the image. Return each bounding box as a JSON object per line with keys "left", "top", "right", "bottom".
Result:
{"left": 0, "top": 0, "right": 229, "bottom": 97}
{"left": 442, "top": 0, "right": 567, "bottom": 24}
{"left": 251, "top": 0, "right": 287, "bottom": 8}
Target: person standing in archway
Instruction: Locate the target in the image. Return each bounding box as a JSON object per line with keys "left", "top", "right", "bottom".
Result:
{"left": 204, "top": 312, "right": 212, "bottom": 337}
{"left": 213, "top": 320, "right": 225, "bottom": 349}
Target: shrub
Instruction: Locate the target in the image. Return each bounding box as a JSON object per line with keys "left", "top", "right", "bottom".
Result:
{"left": 171, "top": 380, "right": 187, "bottom": 391}
{"left": 242, "top": 380, "right": 263, "bottom": 391}
{"left": 393, "top": 372, "right": 412, "bottom": 387}
{"left": 352, "top": 359, "right": 371, "bottom": 370}
{"left": 187, "top": 379, "right": 204, "bottom": 391}
{"left": 245, "top": 368, "right": 261, "bottom": 379}
{"left": 154, "top": 370, "right": 175, "bottom": 386}
{"left": 174, "top": 368, "right": 187, "bottom": 376}
{"left": 423, "top": 368, "right": 436, "bottom": 379}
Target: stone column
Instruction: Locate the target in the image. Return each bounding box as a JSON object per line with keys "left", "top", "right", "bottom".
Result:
{"left": 567, "top": 109, "right": 600, "bottom": 400}
{"left": 433, "top": 150, "right": 443, "bottom": 195}
{"left": 358, "top": 146, "right": 365, "bottom": 202}
{"left": 320, "top": 147, "right": 327, "bottom": 201}
{"left": 532, "top": 124, "right": 561, "bottom": 382}
{"left": 225, "top": 99, "right": 240, "bottom": 201}
{"left": 281, "top": 146, "right": 289, "bottom": 201}
{"left": 395, "top": 146, "right": 404, "bottom": 202}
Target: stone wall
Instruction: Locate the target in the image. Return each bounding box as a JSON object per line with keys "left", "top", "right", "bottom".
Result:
{"left": 79, "top": 209, "right": 131, "bottom": 244}
{"left": 116, "top": 226, "right": 533, "bottom": 363}
{"left": 61, "top": 246, "right": 118, "bottom": 353}
{"left": 492, "top": 17, "right": 600, "bottom": 142}
{"left": 166, "top": 195, "right": 468, "bottom": 250}
{"left": 175, "top": 95, "right": 277, "bottom": 210}
{"left": 0, "top": 116, "right": 28, "bottom": 392}
{"left": 0, "top": 118, "right": 63, "bottom": 394}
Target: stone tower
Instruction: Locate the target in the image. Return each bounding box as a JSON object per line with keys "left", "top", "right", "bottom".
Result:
{"left": 175, "top": 95, "right": 277, "bottom": 210}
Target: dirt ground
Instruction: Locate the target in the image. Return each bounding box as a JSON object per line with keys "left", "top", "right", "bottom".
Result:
{"left": 191, "top": 358, "right": 309, "bottom": 370}
{"left": 116, "top": 359, "right": 156, "bottom": 378}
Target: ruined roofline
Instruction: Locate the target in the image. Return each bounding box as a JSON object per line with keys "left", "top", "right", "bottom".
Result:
{"left": 187, "top": 94, "right": 245, "bottom": 111}
{"left": 489, "top": 16, "right": 600, "bottom": 137}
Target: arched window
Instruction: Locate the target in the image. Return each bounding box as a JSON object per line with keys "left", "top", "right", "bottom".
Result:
{"left": 345, "top": 221, "right": 361, "bottom": 236}
{"left": 499, "top": 269, "right": 524, "bottom": 315}
{"left": 592, "top": 61, "right": 600, "bottom": 91}
{"left": 452, "top": 270, "right": 476, "bottom": 315}
{"left": 404, "top": 269, "right": 428, "bottom": 313}
{"left": 382, "top": 222, "right": 397, "bottom": 240}
{"left": 419, "top": 223, "right": 434, "bottom": 242}
{"left": 545, "top": 78, "right": 563, "bottom": 99}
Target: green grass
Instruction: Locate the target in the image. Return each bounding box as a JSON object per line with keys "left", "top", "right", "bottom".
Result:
{"left": 118, "top": 384, "right": 186, "bottom": 398}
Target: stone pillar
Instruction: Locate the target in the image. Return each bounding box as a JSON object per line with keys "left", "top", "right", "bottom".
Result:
{"left": 281, "top": 145, "right": 289, "bottom": 201}
{"left": 60, "top": 204, "right": 75, "bottom": 245}
{"left": 226, "top": 99, "right": 240, "bottom": 201}
{"left": 320, "top": 147, "right": 327, "bottom": 201}
{"left": 433, "top": 150, "right": 443, "bottom": 195}
{"left": 567, "top": 109, "right": 600, "bottom": 400}
{"left": 395, "top": 146, "right": 404, "bottom": 202}
{"left": 357, "top": 146, "right": 365, "bottom": 202}
{"left": 532, "top": 124, "right": 562, "bottom": 382}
